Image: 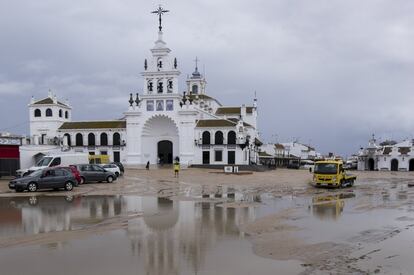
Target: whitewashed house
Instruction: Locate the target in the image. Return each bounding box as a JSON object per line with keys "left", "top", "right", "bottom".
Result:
{"left": 358, "top": 136, "right": 414, "bottom": 171}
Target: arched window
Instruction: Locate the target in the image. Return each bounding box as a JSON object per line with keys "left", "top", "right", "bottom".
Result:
{"left": 227, "top": 131, "right": 236, "bottom": 145}
{"left": 59, "top": 109, "right": 62, "bottom": 117}
{"left": 64, "top": 133, "right": 71, "bottom": 146}
{"left": 88, "top": 133, "right": 95, "bottom": 146}
{"left": 46, "top": 108, "right": 53, "bottom": 117}
{"left": 34, "top": 109, "right": 41, "bottom": 117}
{"left": 113, "top": 132, "right": 121, "bottom": 146}
{"left": 202, "top": 131, "right": 211, "bottom": 145}
{"left": 215, "top": 131, "right": 224, "bottom": 145}
{"left": 100, "top": 133, "right": 108, "bottom": 146}
{"left": 147, "top": 81, "right": 153, "bottom": 93}
{"left": 65, "top": 111, "right": 69, "bottom": 119}
{"left": 76, "top": 133, "right": 83, "bottom": 146}
{"left": 192, "top": 84, "right": 198, "bottom": 94}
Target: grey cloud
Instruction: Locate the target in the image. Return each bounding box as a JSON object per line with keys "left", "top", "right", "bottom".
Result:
{"left": 1, "top": 0, "right": 413, "bottom": 156}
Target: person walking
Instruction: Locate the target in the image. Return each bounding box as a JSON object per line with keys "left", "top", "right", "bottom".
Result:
{"left": 146, "top": 161, "right": 150, "bottom": 170}
{"left": 174, "top": 159, "right": 180, "bottom": 177}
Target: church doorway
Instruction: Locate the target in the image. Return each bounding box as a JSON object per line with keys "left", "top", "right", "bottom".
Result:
{"left": 409, "top": 159, "right": 414, "bottom": 171}
{"left": 368, "top": 158, "right": 375, "bottom": 171}
{"left": 202, "top": 151, "right": 210, "bottom": 164}
{"left": 158, "top": 140, "right": 173, "bottom": 164}
{"left": 391, "top": 159, "right": 399, "bottom": 171}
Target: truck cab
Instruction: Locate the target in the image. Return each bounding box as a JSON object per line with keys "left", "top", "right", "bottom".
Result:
{"left": 313, "top": 160, "right": 356, "bottom": 187}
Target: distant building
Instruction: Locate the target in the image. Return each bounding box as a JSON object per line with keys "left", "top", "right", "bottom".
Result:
{"left": 358, "top": 135, "right": 414, "bottom": 171}
{"left": 0, "top": 133, "right": 23, "bottom": 177}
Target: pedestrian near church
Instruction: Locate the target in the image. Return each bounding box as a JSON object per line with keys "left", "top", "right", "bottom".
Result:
{"left": 174, "top": 157, "right": 180, "bottom": 177}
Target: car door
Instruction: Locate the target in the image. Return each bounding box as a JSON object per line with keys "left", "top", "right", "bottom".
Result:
{"left": 39, "top": 170, "right": 56, "bottom": 189}
{"left": 92, "top": 165, "right": 106, "bottom": 181}
{"left": 53, "top": 169, "right": 67, "bottom": 188}
{"left": 81, "top": 164, "right": 95, "bottom": 182}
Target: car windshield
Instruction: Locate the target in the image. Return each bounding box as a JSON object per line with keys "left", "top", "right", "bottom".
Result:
{"left": 314, "top": 163, "right": 338, "bottom": 174}
{"left": 36, "top": 157, "right": 53, "bottom": 167}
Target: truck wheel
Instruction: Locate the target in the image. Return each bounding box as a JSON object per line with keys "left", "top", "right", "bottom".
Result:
{"left": 340, "top": 180, "right": 346, "bottom": 188}
{"left": 349, "top": 180, "right": 354, "bottom": 187}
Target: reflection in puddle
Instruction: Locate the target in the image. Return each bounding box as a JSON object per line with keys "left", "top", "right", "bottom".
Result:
{"left": 310, "top": 193, "right": 355, "bottom": 220}
{"left": 0, "top": 195, "right": 302, "bottom": 275}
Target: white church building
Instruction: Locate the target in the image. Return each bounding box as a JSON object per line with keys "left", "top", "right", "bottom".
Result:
{"left": 20, "top": 8, "right": 261, "bottom": 169}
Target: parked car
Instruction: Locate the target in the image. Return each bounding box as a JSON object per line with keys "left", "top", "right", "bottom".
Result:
{"left": 111, "top": 162, "right": 124, "bottom": 174}
{"left": 74, "top": 164, "right": 117, "bottom": 184}
{"left": 101, "top": 164, "right": 121, "bottom": 177}
{"left": 9, "top": 167, "right": 76, "bottom": 192}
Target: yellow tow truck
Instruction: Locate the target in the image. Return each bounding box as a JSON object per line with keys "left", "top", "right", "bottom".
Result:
{"left": 313, "top": 160, "right": 356, "bottom": 188}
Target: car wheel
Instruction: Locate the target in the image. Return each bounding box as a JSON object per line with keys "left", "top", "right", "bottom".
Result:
{"left": 27, "top": 182, "right": 37, "bottom": 192}
{"left": 65, "top": 181, "right": 74, "bottom": 191}
{"left": 80, "top": 177, "right": 85, "bottom": 185}
{"left": 107, "top": 176, "right": 114, "bottom": 183}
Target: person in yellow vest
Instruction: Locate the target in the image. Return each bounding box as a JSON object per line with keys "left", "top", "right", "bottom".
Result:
{"left": 174, "top": 157, "right": 180, "bottom": 177}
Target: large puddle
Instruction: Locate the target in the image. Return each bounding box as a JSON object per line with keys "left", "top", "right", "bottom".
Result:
{"left": 0, "top": 181, "right": 414, "bottom": 274}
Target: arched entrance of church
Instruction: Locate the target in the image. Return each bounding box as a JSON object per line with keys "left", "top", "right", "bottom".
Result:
{"left": 158, "top": 140, "right": 173, "bottom": 164}
{"left": 368, "top": 158, "right": 375, "bottom": 171}
{"left": 391, "top": 159, "right": 399, "bottom": 171}
{"left": 141, "top": 115, "right": 179, "bottom": 165}
{"left": 409, "top": 159, "right": 414, "bottom": 171}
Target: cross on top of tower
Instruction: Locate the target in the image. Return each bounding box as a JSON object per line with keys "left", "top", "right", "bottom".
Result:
{"left": 194, "top": 57, "right": 199, "bottom": 71}
{"left": 151, "top": 5, "right": 169, "bottom": 32}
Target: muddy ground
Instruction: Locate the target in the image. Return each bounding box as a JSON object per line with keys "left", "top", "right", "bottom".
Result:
{"left": 1, "top": 168, "right": 414, "bottom": 274}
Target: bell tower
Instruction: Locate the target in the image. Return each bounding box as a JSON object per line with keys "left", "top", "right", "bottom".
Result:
{"left": 142, "top": 6, "right": 180, "bottom": 95}
{"left": 186, "top": 57, "right": 207, "bottom": 94}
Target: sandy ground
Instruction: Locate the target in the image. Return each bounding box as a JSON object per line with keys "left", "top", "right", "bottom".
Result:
{"left": 2, "top": 168, "right": 414, "bottom": 274}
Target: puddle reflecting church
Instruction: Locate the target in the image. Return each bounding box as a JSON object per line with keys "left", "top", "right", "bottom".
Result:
{"left": 20, "top": 6, "right": 261, "bottom": 168}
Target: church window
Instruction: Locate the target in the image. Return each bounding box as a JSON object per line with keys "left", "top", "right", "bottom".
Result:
{"left": 156, "top": 100, "right": 164, "bottom": 111}
{"left": 192, "top": 84, "right": 198, "bottom": 94}
{"left": 76, "top": 133, "right": 83, "bottom": 146}
{"left": 65, "top": 111, "right": 69, "bottom": 119}
{"left": 113, "top": 133, "right": 121, "bottom": 146}
{"left": 59, "top": 109, "right": 62, "bottom": 118}
{"left": 157, "top": 81, "right": 163, "bottom": 93}
{"left": 215, "top": 150, "right": 223, "bottom": 162}
{"left": 46, "top": 108, "right": 53, "bottom": 117}
{"left": 215, "top": 131, "right": 224, "bottom": 145}
{"left": 88, "top": 133, "right": 96, "bottom": 146}
{"left": 146, "top": 100, "right": 154, "bottom": 111}
{"left": 100, "top": 133, "right": 108, "bottom": 146}
{"left": 147, "top": 81, "right": 153, "bottom": 93}
{"left": 167, "top": 80, "right": 173, "bottom": 93}
{"left": 34, "top": 109, "right": 41, "bottom": 117}
{"left": 227, "top": 131, "right": 236, "bottom": 144}
{"left": 157, "top": 58, "right": 163, "bottom": 70}
{"left": 166, "top": 100, "right": 173, "bottom": 111}
{"left": 202, "top": 131, "right": 211, "bottom": 145}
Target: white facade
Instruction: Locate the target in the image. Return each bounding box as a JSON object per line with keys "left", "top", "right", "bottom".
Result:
{"left": 280, "top": 142, "right": 319, "bottom": 160}
{"left": 19, "top": 16, "right": 261, "bottom": 169}
{"left": 358, "top": 137, "right": 414, "bottom": 171}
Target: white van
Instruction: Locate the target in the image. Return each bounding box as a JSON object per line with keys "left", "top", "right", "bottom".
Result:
{"left": 18, "top": 153, "right": 89, "bottom": 177}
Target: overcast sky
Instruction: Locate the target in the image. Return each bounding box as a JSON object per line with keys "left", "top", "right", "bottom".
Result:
{"left": 1, "top": 0, "right": 413, "bottom": 156}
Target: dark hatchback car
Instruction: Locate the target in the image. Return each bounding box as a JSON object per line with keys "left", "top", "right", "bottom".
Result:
{"left": 75, "top": 164, "right": 116, "bottom": 184}
{"left": 9, "top": 167, "right": 76, "bottom": 192}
